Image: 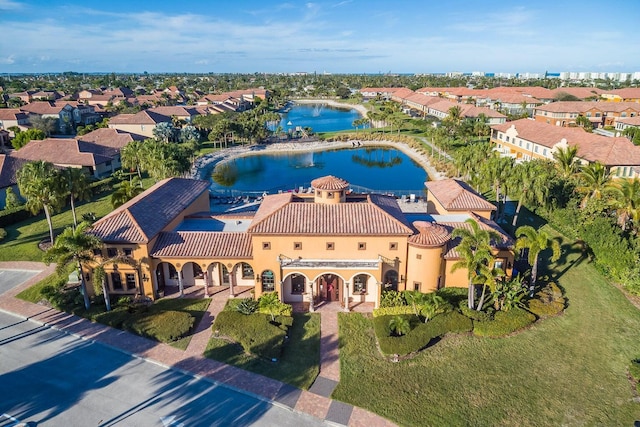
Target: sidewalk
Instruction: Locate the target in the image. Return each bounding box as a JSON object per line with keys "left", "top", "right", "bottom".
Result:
{"left": 0, "top": 262, "right": 396, "bottom": 427}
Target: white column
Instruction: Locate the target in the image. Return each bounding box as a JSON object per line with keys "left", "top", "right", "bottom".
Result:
{"left": 178, "top": 271, "right": 184, "bottom": 298}
{"left": 308, "top": 281, "right": 314, "bottom": 312}
{"left": 203, "top": 271, "right": 209, "bottom": 297}
{"left": 344, "top": 281, "right": 350, "bottom": 312}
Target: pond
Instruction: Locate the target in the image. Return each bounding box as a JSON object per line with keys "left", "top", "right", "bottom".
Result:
{"left": 278, "top": 103, "right": 363, "bottom": 133}
{"left": 209, "top": 146, "right": 428, "bottom": 196}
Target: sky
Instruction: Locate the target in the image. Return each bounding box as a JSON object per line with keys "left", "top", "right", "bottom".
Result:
{"left": 1, "top": 0, "right": 639, "bottom": 74}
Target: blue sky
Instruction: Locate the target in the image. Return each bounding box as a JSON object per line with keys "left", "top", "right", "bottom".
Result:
{"left": 1, "top": 0, "right": 639, "bottom": 74}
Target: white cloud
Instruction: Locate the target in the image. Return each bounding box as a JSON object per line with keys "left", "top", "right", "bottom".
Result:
{"left": 0, "top": 55, "right": 16, "bottom": 64}
{"left": 0, "top": 0, "right": 23, "bottom": 10}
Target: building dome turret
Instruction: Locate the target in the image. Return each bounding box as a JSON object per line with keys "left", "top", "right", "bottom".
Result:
{"left": 311, "top": 175, "right": 349, "bottom": 204}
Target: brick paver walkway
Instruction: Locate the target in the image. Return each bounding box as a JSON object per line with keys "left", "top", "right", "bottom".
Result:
{"left": 0, "top": 263, "right": 397, "bottom": 426}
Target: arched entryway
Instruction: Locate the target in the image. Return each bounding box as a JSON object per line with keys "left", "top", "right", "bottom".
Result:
{"left": 155, "top": 261, "right": 178, "bottom": 297}
{"left": 383, "top": 270, "right": 398, "bottom": 291}
{"left": 315, "top": 273, "right": 343, "bottom": 303}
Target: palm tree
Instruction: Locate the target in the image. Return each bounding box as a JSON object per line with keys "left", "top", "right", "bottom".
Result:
{"left": 111, "top": 177, "right": 144, "bottom": 208}
{"left": 63, "top": 167, "right": 91, "bottom": 229}
{"left": 16, "top": 161, "right": 66, "bottom": 244}
{"left": 481, "top": 155, "right": 514, "bottom": 219}
{"left": 509, "top": 160, "right": 550, "bottom": 227}
{"left": 451, "top": 218, "right": 500, "bottom": 310}
{"left": 388, "top": 316, "right": 411, "bottom": 336}
{"left": 611, "top": 178, "right": 640, "bottom": 232}
{"left": 577, "top": 161, "right": 616, "bottom": 206}
{"left": 121, "top": 141, "right": 145, "bottom": 181}
{"left": 515, "top": 225, "right": 561, "bottom": 290}
{"left": 553, "top": 145, "right": 580, "bottom": 179}
{"left": 44, "top": 222, "right": 102, "bottom": 310}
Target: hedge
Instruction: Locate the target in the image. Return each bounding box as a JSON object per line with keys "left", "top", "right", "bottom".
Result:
{"left": 374, "top": 311, "right": 472, "bottom": 356}
{"left": 473, "top": 307, "right": 536, "bottom": 337}
{"left": 125, "top": 310, "right": 195, "bottom": 342}
{"left": 0, "top": 205, "right": 32, "bottom": 227}
{"left": 373, "top": 305, "right": 415, "bottom": 317}
{"left": 458, "top": 301, "right": 493, "bottom": 322}
{"left": 213, "top": 310, "right": 289, "bottom": 360}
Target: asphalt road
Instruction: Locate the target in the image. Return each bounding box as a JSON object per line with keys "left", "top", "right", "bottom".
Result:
{"left": 0, "top": 311, "right": 328, "bottom": 427}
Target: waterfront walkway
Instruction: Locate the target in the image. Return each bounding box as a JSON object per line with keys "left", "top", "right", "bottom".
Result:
{"left": 0, "top": 262, "right": 396, "bottom": 427}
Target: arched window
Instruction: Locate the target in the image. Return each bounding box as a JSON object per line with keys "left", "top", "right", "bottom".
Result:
{"left": 261, "top": 270, "right": 275, "bottom": 292}
{"left": 384, "top": 270, "right": 398, "bottom": 291}
{"left": 241, "top": 263, "right": 254, "bottom": 279}
{"left": 291, "top": 274, "right": 305, "bottom": 294}
{"left": 353, "top": 274, "right": 367, "bottom": 294}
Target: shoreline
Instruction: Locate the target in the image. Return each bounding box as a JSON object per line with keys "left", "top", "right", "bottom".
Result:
{"left": 292, "top": 98, "right": 370, "bottom": 118}
{"left": 192, "top": 139, "right": 444, "bottom": 183}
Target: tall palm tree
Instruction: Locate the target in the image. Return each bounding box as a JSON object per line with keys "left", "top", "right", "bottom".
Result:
{"left": 481, "top": 155, "right": 514, "bottom": 219}
{"left": 451, "top": 219, "right": 500, "bottom": 310}
{"left": 515, "top": 225, "right": 561, "bottom": 290}
{"left": 121, "top": 140, "right": 145, "bottom": 181}
{"left": 577, "top": 161, "right": 616, "bottom": 206}
{"left": 44, "top": 222, "right": 102, "bottom": 310}
{"left": 509, "top": 160, "right": 550, "bottom": 227}
{"left": 111, "top": 177, "right": 144, "bottom": 208}
{"left": 16, "top": 161, "right": 66, "bottom": 244}
{"left": 552, "top": 145, "right": 580, "bottom": 179}
{"left": 612, "top": 178, "right": 640, "bottom": 232}
{"left": 63, "top": 167, "right": 92, "bottom": 229}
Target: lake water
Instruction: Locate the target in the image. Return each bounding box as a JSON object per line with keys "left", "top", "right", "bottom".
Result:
{"left": 210, "top": 147, "right": 428, "bottom": 196}
{"left": 279, "top": 103, "right": 362, "bottom": 133}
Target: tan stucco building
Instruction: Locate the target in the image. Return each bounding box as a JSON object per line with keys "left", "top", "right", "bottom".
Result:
{"left": 87, "top": 175, "right": 514, "bottom": 310}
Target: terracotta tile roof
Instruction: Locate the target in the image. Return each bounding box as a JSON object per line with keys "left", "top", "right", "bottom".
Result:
{"left": 147, "top": 106, "right": 202, "bottom": 118}
{"left": 0, "top": 109, "right": 28, "bottom": 121}
{"left": 78, "top": 128, "right": 145, "bottom": 150}
{"left": 404, "top": 93, "right": 441, "bottom": 107}
{"left": 150, "top": 231, "right": 252, "bottom": 258}
{"left": 408, "top": 221, "right": 451, "bottom": 247}
{"left": 426, "top": 179, "right": 496, "bottom": 213}
{"left": 311, "top": 175, "right": 349, "bottom": 191}
{"left": 460, "top": 105, "right": 506, "bottom": 119}
{"left": 551, "top": 87, "right": 602, "bottom": 100}
{"left": 607, "top": 88, "right": 640, "bottom": 99}
{"left": 20, "top": 101, "right": 65, "bottom": 115}
{"left": 0, "top": 154, "right": 28, "bottom": 189}
{"left": 10, "top": 138, "right": 113, "bottom": 166}
{"left": 492, "top": 119, "right": 640, "bottom": 166}
{"left": 248, "top": 193, "right": 413, "bottom": 235}
{"left": 617, "top": 116, "right": 640, "bottom": 126}
{"left": 535, "top": 101, "right": 640, "bottom": 114}
{"left": 89, "top": 178, "right": 210, "bottom": 243}
{"left": 108, "top": 110, "right": 171, "bottom": 125}
{"left": 390, "top": 88, "right": 415, "bottom": 99}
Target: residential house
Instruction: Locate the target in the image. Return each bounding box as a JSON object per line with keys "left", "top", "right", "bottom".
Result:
{"left": 600, "top": 88, "right": 640, "bottom": 103}
{"left": 0, "top": 109, "right": 30, "bottom": 136}
{"left": 20, "top": 101, "right": 101, "bottom": 134}
{"left": 614, "top": 116, "right": 640, "bottom": 134}
{"left": 533, "top": 101, "right": 640, "bottom": 128}
{"left": 0, "top": 154, "right": 28, "bottom": 209}
{"left": 108, "top": 110, "right": 172, "bottom": 138}
{"left": 491, "top": 118, "right": 640, "bottom": 179}
{"left": 86, "top": 176, "right": 514, "bottom": 308}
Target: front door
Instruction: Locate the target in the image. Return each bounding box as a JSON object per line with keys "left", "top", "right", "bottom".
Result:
{"left": 321, "top": 274, "right": 339, "bottom": 302}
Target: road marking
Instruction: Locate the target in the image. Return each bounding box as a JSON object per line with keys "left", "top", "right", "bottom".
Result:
{"left": 160, "top": 415, "right": 185, "bottom": 427}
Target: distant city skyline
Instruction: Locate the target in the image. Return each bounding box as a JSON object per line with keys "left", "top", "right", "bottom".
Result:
{"left": 1, "top": 0, "right": 639, "bottom": 74}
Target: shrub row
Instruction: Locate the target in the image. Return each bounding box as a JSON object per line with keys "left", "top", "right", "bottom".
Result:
{"left": 374, "top": 311, "right": 472, "bottom": 356}
{"left": 458, "top": 301, "right": 493, "bottom": 322}
{"left": 93, "top": 308, "right": 195, "bottom": 343}
{"left": 473, "top": 307, "right": 536, "bottom": 337}
{"left": 213, "top": 310, "right": 289, "bottom": 360}
{"left": 372, "top": 305, "right": 415, "bottom": 317}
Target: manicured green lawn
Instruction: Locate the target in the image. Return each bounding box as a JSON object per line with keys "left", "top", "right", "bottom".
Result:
{"left": 333, "top": 230, "right": 640, "bottom": 426}
{"left": 204, "top": 313, "right": 320, "bottom": 389}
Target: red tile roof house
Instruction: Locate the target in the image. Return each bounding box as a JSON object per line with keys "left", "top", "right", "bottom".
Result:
{"left": 108, "top": 110, "right": 173, "bottom": 138}
{"left": 534, "top": 101, "right": 640, "bottom": 128}
{"left": 0, "top": 109, "right": 30, "bottom": 137}
{"left": 491, "top": 118, "right": 640, "bottom": 179}
{"left": 84, "top": 176, "right": 514, "bottom": 310}
{"left": 9, "top": 128, "right": 142, "bottom": 178}
{"left": 20, "top": 101, "right": 101, "bottom": 134}
{"left": 614, "top": 116, "right": 640, "bottom": 134}
{"left": 0, "top": 154, "right": 28, "bottom": 209}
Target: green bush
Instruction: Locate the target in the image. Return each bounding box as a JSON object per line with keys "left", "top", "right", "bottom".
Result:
{"left": 0, "top": 205, "right": 31, "bottom": 227}
{"left": 0, "top": 228, "right": 6, "bottom": 241}
{"left": 125, "top": 310, "right": 194, "bottom": 342}
{"left": 459, "top": 300, "right": 493, "bottom": 322}
{"left": 380, "top": 290, "right": 406, "bottom": 308}
{"left": 373, "top": 305, "right": 415, "bottom": 317}
{"left": 629, "top": 359, "right": 640, "bottom": 393}
{"left": 473, "top": 307, "right": 536, "bottom": 337}
{"left": 527, "top": 282, "right": 565, "bottom": 318}
{"left": 374, "top": 311, "right": 472, "bottom": 355}
{"left": 93, "top": 307, "right": 131, "bottom": 329}
{"left": 236, "top": 297, "right": 259, "bottom": 315}
{"left": 213, "top": 310, "right": 288, "bottom": 360}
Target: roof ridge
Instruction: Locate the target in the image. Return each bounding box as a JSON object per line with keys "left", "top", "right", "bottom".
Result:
{"left": 124, "top": 208, "right": 148, "bottom": 241}
{"left": 367, "top": 194, "right": 414, "bottom": 234}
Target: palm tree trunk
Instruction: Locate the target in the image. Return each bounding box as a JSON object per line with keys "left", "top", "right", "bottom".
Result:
{"left": 468, "top": 282, "right": 475, "bottom": 309}
{"left": 512, "top": 199, "right": 524, "bottom": 227}
{"left": 476, "top": 284, "right": 487, "bottom": 311}
{"left": 102, "top": 278, "right": 111, "bottom": 311}
{"left": 43, "top": 204, "right": 55, "bottom": 244}
{"left": 77, "top": 261, "right": 90, "bottom": 310}
{"left": 71, "top": 195, "right": 77, "bottom": 229}
{"left": 531, "top": 258, "right": 539, "bottom": 289}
